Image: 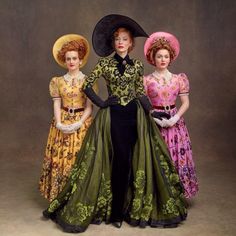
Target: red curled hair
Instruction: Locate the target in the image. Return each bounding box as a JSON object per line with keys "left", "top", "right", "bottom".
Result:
{"left": 146, "top": 38, "right": 176, "bottom": 65}
{"left": 57, "top": 40, "right": 87, "bottom": 63}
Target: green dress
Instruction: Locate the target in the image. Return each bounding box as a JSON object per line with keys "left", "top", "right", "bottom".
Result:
{"left": 43, "top": 56, "right": 187, "bottom": 233}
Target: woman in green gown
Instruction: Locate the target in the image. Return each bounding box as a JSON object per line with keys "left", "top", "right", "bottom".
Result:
{"left": 43, "top": 14, "right": 187, "bottom": 233}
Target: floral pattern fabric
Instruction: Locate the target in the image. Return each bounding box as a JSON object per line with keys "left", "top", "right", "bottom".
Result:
{"left": 83, "top": 57, "right": 145, "bottom": 106}
{"left": 39, "top": 75, "right": 93, "bottom": 201}
{"left": 144, "top": 73, "right": 198, "bottom": 198}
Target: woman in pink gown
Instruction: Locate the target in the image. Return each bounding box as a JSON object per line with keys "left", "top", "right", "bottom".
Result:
{"left": 143, "top": 32, "right": 198, "bottom": 199}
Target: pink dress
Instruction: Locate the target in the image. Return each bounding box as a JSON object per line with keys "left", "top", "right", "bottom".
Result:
{"left": 144, "top": 72, "right": 198, "bottom": 198}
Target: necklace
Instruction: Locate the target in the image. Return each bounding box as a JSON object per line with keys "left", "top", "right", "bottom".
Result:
{"left": 152, "top": 70, "right": 172, "bottom": 85}
{"left": 63, "top": 71, "right": 85, "bottom": 86}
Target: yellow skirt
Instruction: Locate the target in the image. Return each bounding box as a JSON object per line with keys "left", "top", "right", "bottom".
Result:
{"left": 39, "top": 109, "right": 92, "bottom": 202}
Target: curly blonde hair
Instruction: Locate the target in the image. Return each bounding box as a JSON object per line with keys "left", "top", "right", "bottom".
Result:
{"left": 57, "top": 40, "right": 87, "bottom": 63}
{"left": 146, "top": 37, "right": 176, "bottom": 65}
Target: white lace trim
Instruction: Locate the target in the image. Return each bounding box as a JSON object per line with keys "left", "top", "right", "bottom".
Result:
{"left": 63, "top": 71, "right": 85, "bottom": 83}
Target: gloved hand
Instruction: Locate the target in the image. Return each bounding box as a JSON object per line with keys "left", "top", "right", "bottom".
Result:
{"left": 69, "top": 120, "right": 83, "bottom": 132}
{"left": 151, "top": 111, "right": 171, "bottom": 120}
{"left": 138, "top": 95, "right": 153, "bottom": 114}
{"left": 103, "top": 96, "right": 119, "bottom": 108}
{"left": 165, "top": 114, "right": 180, "bottom": 127}
{"left": 56, "top": 122, "right": 75, "bottom": 134}
{"left": 83, "top": 87, "right": 118, "bottom": 108}
{"left": 153, "top": 117, "right": 169, "bottom": 127}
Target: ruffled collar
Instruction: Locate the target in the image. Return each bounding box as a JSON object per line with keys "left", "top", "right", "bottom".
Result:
{"left": 63, "top": 71, "right": 85, "bottom": 82}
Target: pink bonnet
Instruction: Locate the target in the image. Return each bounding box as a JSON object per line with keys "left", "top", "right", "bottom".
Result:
{"left": 144, "top": 32, "right": 180, "bottom": 65}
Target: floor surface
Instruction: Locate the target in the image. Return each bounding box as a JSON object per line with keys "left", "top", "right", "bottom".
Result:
{"left": 1, "top": 149, "right": 235, "bottom": 236}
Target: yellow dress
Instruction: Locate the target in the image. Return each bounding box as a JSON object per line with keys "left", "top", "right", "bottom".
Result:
{"left": 39, "top": 73, "right": 94, "bottom": 202}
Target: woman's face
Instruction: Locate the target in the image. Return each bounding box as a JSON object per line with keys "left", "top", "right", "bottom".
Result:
{"left": 65, "top": 51, "right": 80, "bottom": 71}
{"left": 154, "top": 49, "right": 171, "bottom": 70}
{"left": 114, "top": 31, "right": 132, "bottom": 55}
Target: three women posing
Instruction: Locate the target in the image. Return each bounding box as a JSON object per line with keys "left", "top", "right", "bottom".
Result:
{"left": 42, "top": 15, "right": 187, "bottom": 233}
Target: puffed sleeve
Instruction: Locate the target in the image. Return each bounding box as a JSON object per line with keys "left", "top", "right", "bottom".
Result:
{"left": 134, "top": 60, "right": 145, "bottom": 97}
{"left": 83, "top": 58, "right": 105, "bottom": 90}
{"left": 178, "top": 73, "right": 190, "bottom": 96}
{"left": 49, "top": 77, "right": 60, "bottom": 98}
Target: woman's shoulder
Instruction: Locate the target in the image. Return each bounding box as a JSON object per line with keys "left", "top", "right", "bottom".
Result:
{"left": 144, "top": 73, "right": 153, "bottom": 78}
{"left": 178, "top": 72, "right": 188, "bottom": 78}
{"left": 50, "top": 75, "right": 64, "bottom": 80}
{"left": 132, "top": 59, "right": 144, "bottom": 74}
{"left": 143, "top": 73, "right": 154, "bottom": 81}
{"left": 49, "top": 76, "right": 65, "bottom": 86}
{"left": 132, "top": 58, "right": 143, "bottom": 66}
{"left": 98, "top": 56, "right": 113, "bottom": 64}
{"left": 173, "top": 73, "right": 190, "bottom": 92}
{"left": 171, "top": 72, "right": 188, "bottom": 81}
{"left": 50, "top": 76, "right": 59, "bottom": 83}
{"left": 172, "top": 72, "right": 188, "bottom": 78}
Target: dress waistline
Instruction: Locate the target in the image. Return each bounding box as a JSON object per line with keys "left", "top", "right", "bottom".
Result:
{"left": 62, "top": 106, "right": 84, "bottom": 115}
{"left": 153, "top": 104, "right": 175, "bottom": 111}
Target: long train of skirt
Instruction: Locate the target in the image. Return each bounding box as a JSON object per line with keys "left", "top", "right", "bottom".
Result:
{"left": 43, "top": 101, "right": 187, "bottom": 232}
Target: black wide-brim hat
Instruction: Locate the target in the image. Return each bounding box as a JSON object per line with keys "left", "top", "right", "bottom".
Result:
{"left": 92, "top": 14, "right": 148, "bottom": 57}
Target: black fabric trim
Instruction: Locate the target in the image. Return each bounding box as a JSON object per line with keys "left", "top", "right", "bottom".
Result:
{"left": 43, "top": 210, "right": 187, "bottom": 233}
{"left": 55, "top": 215, "right": 87, "bottom": 233}
{"left": 113, "top": 53, "right": 134, "bottom": 75}
{"left": 125, "top": 214, "right": 187, "bottom": 228}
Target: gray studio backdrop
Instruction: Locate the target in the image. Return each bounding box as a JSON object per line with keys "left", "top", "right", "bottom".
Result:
{"left": 0, "top": 0, "right": 235, "bottom": 167}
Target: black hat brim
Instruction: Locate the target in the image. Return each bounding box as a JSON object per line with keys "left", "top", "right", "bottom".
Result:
{"left": 92, "top": 14, "right": 148, "bottom": 57}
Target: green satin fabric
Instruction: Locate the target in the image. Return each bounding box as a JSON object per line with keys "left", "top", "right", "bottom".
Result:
{"left": 45, "top": 102, "right": 187, "bottom": 231}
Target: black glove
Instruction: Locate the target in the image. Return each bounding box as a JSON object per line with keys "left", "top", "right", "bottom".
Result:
{"left": 138, "top": 95, "right": 153, "bottom": 114}
{"left": 138, "top": 95, "right": 170, "bottom": 119}
{"left": 151, "top": 111, "right": 171, "bottom": 120}
{"left": 83, "top": 87, "right": 118, "bottom": 108}
{"left": 103, "top": 96, "right": 119, "bottom": 108}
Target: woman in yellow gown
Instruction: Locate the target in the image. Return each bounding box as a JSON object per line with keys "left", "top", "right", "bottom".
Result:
{"left": 39, "top": 34, "right": 95, "bottom": 202}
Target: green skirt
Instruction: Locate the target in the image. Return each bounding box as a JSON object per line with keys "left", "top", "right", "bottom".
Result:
{"left": 43, "top": 102, "right": 187, "bottom": 233}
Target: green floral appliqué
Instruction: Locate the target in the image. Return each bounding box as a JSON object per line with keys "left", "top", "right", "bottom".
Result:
{"left": 76, "top": 202, "right": 94, "bottom": 222}
{"left": 69, "top": 162, "right": 87, "bottom": 187}
{"left": 48, "top": 199, "right": 60, "bottom": 212}
{"left": 130, "top": 170, "right": 153, "bottom": 221}
{"left": 62, "top": 202, "right": 94, "bottom": 224}
{"left": 132, "top": 199, "right": 141, "bottom": 213}
{"left": 163, "top": 198, "right": 179, "bottom": 216}
{"left": 95, "top": 173, "right": 112, "bottom": 218}
{"left": 71, "top": 183, "right": 77, "bottom": 194}
{"left": 141, "top": 194, "right": 153, "bottom": 221}
{"left": 84, "top": 144, "right": 96, "bottom": 159}
{"left": 70, "top": 165, "right": 79, "bottom": 182}
{"left": 78, "top": 162, "right": 87, "bottom": 180}
{"left": 134, "top": 170, "right": 145, "bottom": 194}
{"left": 159, "top": 154, "right": 170, "bottom": 175}
{"left": 169, "top": 173, "right": 180, "bottom": 185}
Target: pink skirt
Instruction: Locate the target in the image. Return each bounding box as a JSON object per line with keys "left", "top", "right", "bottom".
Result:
{"left": 157, "top": 107, "right": 199, "bottom": 198}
